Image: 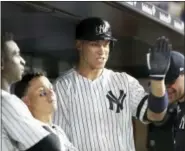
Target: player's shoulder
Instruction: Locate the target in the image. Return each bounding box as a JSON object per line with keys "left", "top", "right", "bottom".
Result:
{"left": 105, "top": 68, "right": 139, "bottom": 86}
{"left": 1, "top": 89, "right": 34, "bottom": 116}
{"left": 105, "top": 68, "right": 135, "bottom": 80}
{"left": 53, "top": 68, "right": 75, "bottom": 85}
{"left": 105, "top": 68, "right": 124, "bottom": 76}
{"left": 1, "top": 89, "right": 24, "bottom": 102}
{"left": 1, "top": 89, "right": 14, "bottom": 101}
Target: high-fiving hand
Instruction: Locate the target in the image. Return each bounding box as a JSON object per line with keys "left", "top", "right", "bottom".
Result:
{"left": 147, "top": 36, "right": 172, "bottom": 80}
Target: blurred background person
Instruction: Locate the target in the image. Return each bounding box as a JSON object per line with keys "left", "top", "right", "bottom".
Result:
{"left": 151, "top": 1, "right": 184, "bottom": 22}
{"left": 147, "top": 51, "right": 185, "bottom": 151}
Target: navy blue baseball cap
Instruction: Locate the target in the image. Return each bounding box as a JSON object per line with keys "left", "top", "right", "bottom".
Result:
{"left": 165, "top": 51, "right": 184, "bottom": 84}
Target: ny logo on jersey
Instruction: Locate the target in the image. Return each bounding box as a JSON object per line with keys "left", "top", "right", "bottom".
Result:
{"left": 106, "top": 90, "right": 126, "bottom": 113}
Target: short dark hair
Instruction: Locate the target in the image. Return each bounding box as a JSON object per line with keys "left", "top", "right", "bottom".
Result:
{"left": 1, "top": 32, "right": 14, "bottom": 58}
{"left": 1, "top": 32, "right": 14, "bottom": 49}
{"left": 13, "top": 71, "right": 45, "bottom": 99}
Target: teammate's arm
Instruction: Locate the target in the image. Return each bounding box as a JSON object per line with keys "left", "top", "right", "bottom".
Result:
{"left": 126, "top": 74, "right": 149, "bottom": 123}
{"left": 151, "top": 103, "right": 178, "bottom": 126}
{"left": 130, "top": 36, "right": 171, "bottom": 122}
{"left": 2, "top": 91, "right": 61, "bottom": 151}
{"left": 146, "top": 80, "right": 167, "bottom": 121}
{"left": 127, "top": 75, "right": 169, "bottom": 123}
{"left": 145, "top": 36, "right": 171, "bottom": 122}
{"left": 25, "top": 133, "right": 61, "bottom": 151}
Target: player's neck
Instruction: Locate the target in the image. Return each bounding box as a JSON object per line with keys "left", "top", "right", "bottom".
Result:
{"left": 76, "top": 65, "right": 103, "bottom": 81}
{"left": 32, "top": 111, "right": 53, "bottom": 125}
{"left": 1, "top": 76, "right": 11, "bottom": 92}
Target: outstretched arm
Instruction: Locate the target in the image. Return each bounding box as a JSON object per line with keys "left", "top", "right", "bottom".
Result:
{"left": 146, "top": 36, "right": 171, "bottom": 121}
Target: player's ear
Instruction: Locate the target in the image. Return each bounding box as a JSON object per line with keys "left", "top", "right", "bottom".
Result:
{"left": 75, "top": 40, "right": 82, "bottom": 51}
{"left": 22, "top": 96, "right": 31, "bottom": 106}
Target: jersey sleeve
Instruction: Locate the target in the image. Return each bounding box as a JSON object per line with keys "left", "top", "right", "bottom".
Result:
{"left": 53, "top": 78, "right": 70, "bottom": 138}
{"left": 2, "top": 127, "right": 17, "bottom": 151}
{"left": 125, "top": 74, "right": 149, "bottom": 123}
{"left": 1, "top": 91, "right": 50, "bottom": 150}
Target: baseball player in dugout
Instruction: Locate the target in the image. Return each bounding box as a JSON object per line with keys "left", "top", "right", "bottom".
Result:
{"left": 53, "top": 17, "right": 172, "bottom": 151}
{"left": 148, "top": 51, "right": 185, "bottom": 151}
{"left": 1, "top": 33, "right": 62, "bottom": 151}
{"left": 13, "top": 71, "right": 78, "bottom": 151}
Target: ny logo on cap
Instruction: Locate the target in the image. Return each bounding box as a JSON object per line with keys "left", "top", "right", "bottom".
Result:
{"left": 95, "top": 23, "right": 109, "bottom": 35}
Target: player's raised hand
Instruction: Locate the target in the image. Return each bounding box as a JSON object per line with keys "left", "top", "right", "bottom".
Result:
{"left": 146, "top": 36, "right": 171, "bottom": 80}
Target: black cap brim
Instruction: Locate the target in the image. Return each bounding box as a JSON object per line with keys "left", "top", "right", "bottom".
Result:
{"left": 77, "top": 34, "right": 117, "bottom": 42}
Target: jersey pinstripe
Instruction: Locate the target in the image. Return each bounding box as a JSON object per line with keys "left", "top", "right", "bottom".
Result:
{"left": 53, "top": 68, "right": 148, "bottom": 151}
{"left": 2, "top": 127, "right": 19, "bottom": 151}
{"left": 1, "top": 89, "right": 50, "bottom": 151}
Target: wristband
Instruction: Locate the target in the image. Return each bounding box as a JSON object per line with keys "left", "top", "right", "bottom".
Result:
{"left": 148, "top": 92, "right": 168, "bottom": 113}
{"left": 149, "top": 75, "right": 164, "bottom": 81}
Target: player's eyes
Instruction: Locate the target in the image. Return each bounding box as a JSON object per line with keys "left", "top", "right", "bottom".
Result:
{"left": 90, "top": 42, "right": 99, "bottom": 47}
{"left": 38, "top": 86, "right": 53, "bottom": 97}
{"left": 39, "top": 90, "right": 47, "bottom": 96}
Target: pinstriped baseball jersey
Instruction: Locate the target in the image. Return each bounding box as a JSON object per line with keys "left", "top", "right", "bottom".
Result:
{"left": 1, "top": 89, "right": 50, "bottom": 151}
{"left": 53, "top": 68, "right": 148, "bottom": 151}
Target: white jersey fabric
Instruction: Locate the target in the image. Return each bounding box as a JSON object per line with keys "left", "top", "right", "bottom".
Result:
{"left": 53, "top": 68, "right": 149, "bottom": 151}
{"left": 39, "top": 121, "right": 79, "bottom": 151}
{"left": 2, "top": 126, "right": 19, "bottom": 151}
{"left": 1, "top": 89, "right": 50, "bottom": 151}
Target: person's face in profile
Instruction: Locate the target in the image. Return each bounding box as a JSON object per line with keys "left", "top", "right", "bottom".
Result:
{"left": 2, "top": 40, "right": 25, "bottom": 83}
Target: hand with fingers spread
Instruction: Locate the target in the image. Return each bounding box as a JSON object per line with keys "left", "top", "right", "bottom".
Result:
{"left": 147, "top": 36, "right": 172, "bottom": 80}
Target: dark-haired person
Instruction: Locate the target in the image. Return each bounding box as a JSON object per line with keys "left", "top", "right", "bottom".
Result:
{"left": 148, "top": 51, "right": 185, "bottom": 151}
{"left": 1, "top": 33, "right": 61, "bottom": 151}
{"left": 13, "top": 72, "right": 78, "bottom": 151}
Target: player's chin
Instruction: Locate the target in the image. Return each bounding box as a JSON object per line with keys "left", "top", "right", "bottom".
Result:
{"left": 94, "top": 66, "right": 105, "bottom": 70}
{"left": 95, "top": 62, "right": 106, "bottom": 69}
{"left": 51, "top": 99, "right": 57, "bottom": 108}
{"left": 53, "top": 104, "right": 57, "bottom": 111}
{"left": 45, "top": 103, "right": 55, "bottom": 112}
{"left": 49, "top": 103, "right": 57, "bottom": 113}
